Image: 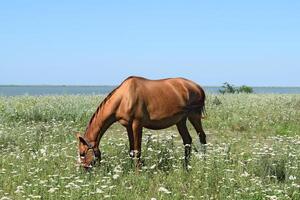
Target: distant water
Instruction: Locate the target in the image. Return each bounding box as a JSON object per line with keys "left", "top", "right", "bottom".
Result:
{"left": 204, "top": 87, "right": 300, "bottom": 94}
{"left": 0, "top": 85, "right": 300, "bottom": 96}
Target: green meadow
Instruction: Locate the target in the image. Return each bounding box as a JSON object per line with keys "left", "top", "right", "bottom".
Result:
{"left": 0, "top": 94, "right": 299, "bottom": 199}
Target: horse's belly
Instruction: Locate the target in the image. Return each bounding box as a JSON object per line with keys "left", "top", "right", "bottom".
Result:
{"left": 143, "top": 114, "right": 185, "bottom": 130}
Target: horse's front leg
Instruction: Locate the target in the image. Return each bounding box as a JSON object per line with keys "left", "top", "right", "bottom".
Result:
{"left": 126, "top": 126, "right": 134, "bottom": 158}
{"left": 131, "top": 120, "right": 143, "bottom": 170}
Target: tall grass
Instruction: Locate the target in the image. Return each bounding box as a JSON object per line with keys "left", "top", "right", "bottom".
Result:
{"left": 0, "top": 94, "right": 299, "bottom": 199}
{"left": 1, "top": 94, "right": 299, "bottom": 135}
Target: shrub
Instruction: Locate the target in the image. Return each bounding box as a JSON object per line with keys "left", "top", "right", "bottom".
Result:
{"left": 219, "top": 82, "right": 253, "bottom": 94}
{"left": 219, "top": 82, "right": 237, "bottom": 94}
{"left": 238, "top": 85, "right": 253, "bottom": 93}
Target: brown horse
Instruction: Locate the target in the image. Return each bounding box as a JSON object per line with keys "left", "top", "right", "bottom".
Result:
{"left": 77, "top": 76, "right": 206, "bottom": 169}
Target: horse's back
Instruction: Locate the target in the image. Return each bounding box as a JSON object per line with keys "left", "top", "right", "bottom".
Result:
{"left": 116, "top": 77, "right": 204, "bottom": 123}
{"left": 125, "top": 76, "right": 204, "bottom": 104}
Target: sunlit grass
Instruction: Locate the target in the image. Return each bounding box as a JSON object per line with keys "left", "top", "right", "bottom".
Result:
{"left": 0, "top": 94, "right": 299, "bottom": 199}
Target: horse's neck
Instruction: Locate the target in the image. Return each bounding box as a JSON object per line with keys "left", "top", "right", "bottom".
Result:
{"left": 84, "top": 102, "right": 116, "bottom": 145}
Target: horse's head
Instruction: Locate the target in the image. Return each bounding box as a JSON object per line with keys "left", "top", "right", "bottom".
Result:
{"left": 76, "top": 133, "right": 101, "bottom": 169}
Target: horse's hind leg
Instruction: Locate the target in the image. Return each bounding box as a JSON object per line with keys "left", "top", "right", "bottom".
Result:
{"left": 176, "top": 119, "right": 192, "bottom": 168}
{"left": 188, "top": 113, "right": 207, "bottom": 153}
{"left": 188, "top": 113, "right": 206, "bottom": 144}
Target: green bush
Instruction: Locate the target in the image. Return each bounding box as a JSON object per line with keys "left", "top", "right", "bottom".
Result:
{"left": 219, "top": 82, "right": 253, "bottom": 94}
{"left": 238, "top": 85, "right": 253, "bottom": 93}
{"left": 219, "top": 82, "right": 237, "bottom": 94}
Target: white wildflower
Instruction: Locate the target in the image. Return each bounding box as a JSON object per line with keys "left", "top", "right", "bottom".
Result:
{"left": 65, "top": 182, "right": 81, "bottom": 189}
{"left": 266, "top": 195, "right": 278, "bottom": 200}
{"left": 75, "top": 179, "right": 84, "bottom": 183}
{"left": 158, "top": 186, "right": 171, "bottom": 194}
{"left": 48, "top": 188, "right": 58, "bottom": 193}
{"left": 147, "top": 147, "right": 153, "bottom": 151}
{"left": 289, "top": 175, "right": 296, "bottom": 180}
{"left": 28, "top": 195, "right": 41, "bottom": 199}
{"left": 113, "top": 174, "right": 119, "bottom": 180}
{"left": 113, "top": 165, "right": 123, "bottom": 173}
{"left": 95, "top": 188, "right": 104, "bottom": 193}
{"left": 241, "top": 171, "right": 250, "bottom": 177}
{"left": 40, "top": 147, "right": 47, "bottom": 156}
{"left": 125, "top": 186, "right": 132, "bottom": 190}
{"left": 150, "top": 164, "right": 156, "bottom": 169}
{"left": 0, "top": 197, "right": 12, "bottom": 200}
{"left": 292, "top": 183, "right": 300, "bottom": 188}
{"left": 15, "top": 186, "right": 23, "bottom": 194}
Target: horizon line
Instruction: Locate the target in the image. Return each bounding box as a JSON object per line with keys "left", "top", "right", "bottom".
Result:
{"left": 1, "top": 84, "right": 300, "bottom": 88}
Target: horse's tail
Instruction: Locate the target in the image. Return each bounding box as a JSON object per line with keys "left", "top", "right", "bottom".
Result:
{"left": 199, "top": 86, "right": 206, "bottom": 119}
{"left": 198, "top": 86, "right": 206, "bottom": 119}
{"left": 186, "top": 86, "right": 206, "bottom": 119}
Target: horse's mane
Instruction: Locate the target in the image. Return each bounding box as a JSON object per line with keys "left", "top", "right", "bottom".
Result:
{"left": 85, "top": 76, "right": 134, "bottom": 131}
{"left": 85, "top": 86, "right": 118, "bottom": 131}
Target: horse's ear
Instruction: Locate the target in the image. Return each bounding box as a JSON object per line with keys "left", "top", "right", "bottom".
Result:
{"left": 77, "top": 135, "right": 89, "bottom": 146}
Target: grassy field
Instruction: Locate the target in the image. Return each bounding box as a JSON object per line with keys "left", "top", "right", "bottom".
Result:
{"left": 0, "top": 94, "right": 299, "bottom": 200}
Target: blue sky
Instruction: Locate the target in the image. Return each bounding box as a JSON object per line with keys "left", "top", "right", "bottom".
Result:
{"left": 0, "top": 1, "right": 299, "bottom": 86}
